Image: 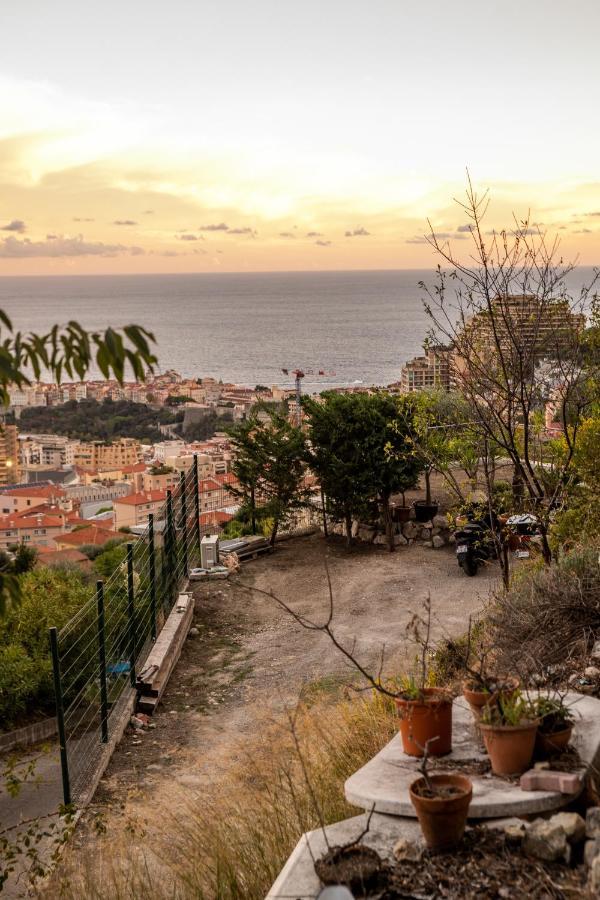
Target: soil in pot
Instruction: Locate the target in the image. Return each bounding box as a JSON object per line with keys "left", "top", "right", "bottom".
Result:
{"left": 462, "top": 679, "right": 519, "bottom": 721}
{"left": 410, "top": 773, "right": 472, "bottom": 851}
{"left": 535, "top": 725, "right": 573, "bottom": 759}
{"left": 413, "top": 500, "right": 439, "bottom": 523}
{"left": 314, "top": 844, "right": 382, "bottom": 893}
{"left": 396, "top": 688, "right": 452, "bottom": 757}
{"left": 479, "top": 721, "right": 538, "bottom": 775}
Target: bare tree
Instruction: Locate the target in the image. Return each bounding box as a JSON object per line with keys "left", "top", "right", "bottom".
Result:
{"left": 420, "top": 175, "right": 599, "bottom": 567}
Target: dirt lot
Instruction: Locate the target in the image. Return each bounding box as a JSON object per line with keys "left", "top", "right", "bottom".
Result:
{"left": 90, "top": 532, "right": 499, "bottom": 819}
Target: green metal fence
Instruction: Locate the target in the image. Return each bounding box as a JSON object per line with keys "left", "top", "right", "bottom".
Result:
{"left": 49, "top": 456, "right": 216, "bottom": 806}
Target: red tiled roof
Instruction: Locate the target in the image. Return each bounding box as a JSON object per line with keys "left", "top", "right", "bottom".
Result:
{"left": 200, "top": 511, "right": 233, "bottom": 525}
{"left": 114, "top": 490, "right": 167, "bottom": 506}
{"left": 56, "top": 525, "right": 118, "bottom": 547}
{"left": 198, "top": 478, "right": 222, "bottom": 492}
{"left": 36, "top": 549, "right": 91, "bottom": 568}
{"left": 4, "top": 484, "right": 65, "bottom": 499}
{"left": 121, "top": 463, "right": 146, "bottom": 474}
{"left": 213, "top": 472, "right": 237, "bottom": 485}
{"left": 0, "top": 514, "right": 65, "bottom": 530}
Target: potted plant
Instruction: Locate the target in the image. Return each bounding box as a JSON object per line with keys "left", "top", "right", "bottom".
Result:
{"left": 413, "top": 465, "right": 438, "bottom": 522}
{"left": 396, "top": 677, "right": 453, "bottom": 757}
{"left": 395, "top": 600, "right": 454, "bottom": 757}
{"left": 409, "top": 743, "right": 472, "bottom": 850}
{"left": 479, "top": 691, "right": 538, "bottom": 776}
{"left": 533, "top": 696, "right": 575, "bottom": 758}
{"left": 391, "top": 490, "right": 412, "bottom": 524}
{"left": 462, "top": 674, "right": 519, "bottom": 722}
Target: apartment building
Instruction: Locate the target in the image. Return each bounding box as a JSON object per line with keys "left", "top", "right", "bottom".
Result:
{"left": 0, "top": 511, "right": 66, "bottom": 550}
{"left": 399, "top": 344, "right": 453, "bottom": 393}
{"left": 0, "top": 424, "right": 20, "bottom": 485}
{"left": 0, "top": 483, "right": 66, "bottom": 515}
{"left": 73, "top": 438, "right": 141, "bottom": 471}
{"left": 113, "top": 489, "right": 167, "bottom": 529}
{"left": 20, "top": 434, "right": 76, "bottom": 468}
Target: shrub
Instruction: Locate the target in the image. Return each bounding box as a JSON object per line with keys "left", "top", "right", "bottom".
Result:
{"left": 0, "top": 645, "right": 47, "bottom": 727}
{"left": 487, "top": 543, "right": 600, "bottom": 673}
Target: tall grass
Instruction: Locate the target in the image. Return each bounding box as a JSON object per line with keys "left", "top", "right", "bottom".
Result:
{"left": 43, "top": 690, "right": 397, "bottom": 899}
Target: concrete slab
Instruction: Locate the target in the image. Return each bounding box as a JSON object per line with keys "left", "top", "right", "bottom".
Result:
{"left": 344, "top": 692, "right": 600, "bottom": 820}
{"left": 266, "top": 813, "right": 421, "bottom": 900}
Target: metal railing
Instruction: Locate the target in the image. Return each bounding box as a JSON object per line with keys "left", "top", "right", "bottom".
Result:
{"left": 48, "top": 457, "right": 230, "bottom": 806}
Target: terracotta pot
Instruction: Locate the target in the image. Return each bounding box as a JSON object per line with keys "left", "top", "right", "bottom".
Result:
{"left": 479, "top": 721, "right": 538, "bottom": 775}
{"left": 395, "top": 688, "right": 453, "bottom": 757}
{"left": 535, "top": 725, "right": 573, "bottom": 759}
{"left": 462, "top": 682, "right": 496, "bottom": 719}
{"left": 409, "top": 773, "right": 472, "bottom": 851}
{"left": 392, "top": 505, "right": 412, "bottom": 524}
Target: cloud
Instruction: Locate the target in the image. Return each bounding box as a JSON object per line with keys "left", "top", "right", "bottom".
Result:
{"left": 584, "top": 211, "right": 600, "bottom": 217}
{"left": 315, "top": 240, "right": 331, "bottom": 246}
{"left": 406, "top": 237, "right": 427, "bottom": 244}
{"left": 574, "top": 228, "right": 593, "bottom": 234}
{"left": 199, "top": 222, "right": 229, "bottom": 231}
{"left": 306, "top": 231, "right": 323, "bottom": 237}
{"left": 73, "top": 217, "right": 94, "bottom": 222}
{"left": 1, "top": 219, "right": 25, "bottom": 233}
{"left": 345, "top": 227, "right": 370, "bottom": 237}
{"left": 177, "top": 233, "right": 199, "bottom": 241}
{"left": 456, "top": 224, "right": 472, "bottom": 232}
{"left": 227, "top": 227, "right": 257, "bottom": 237}
{"left": 279, "top": 231, "right": 295, "bottom": 238}
{"left": 113, "top": 219, "right": 137, "bottom": 226}
{"left": 143, "top": 209, "right": 154, "bottom": 215}
{"left": 0, "top": 235, "right": 144, "bottom": 258}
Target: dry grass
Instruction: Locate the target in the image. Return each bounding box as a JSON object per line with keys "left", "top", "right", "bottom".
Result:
{"left": 42, "top": 690, "right": 397, "bottom": 900}
{"left": 487, "top": 543, "right": 600, "bottom": 674}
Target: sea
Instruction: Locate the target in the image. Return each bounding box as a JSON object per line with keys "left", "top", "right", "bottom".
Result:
{"left": 0, "top": 268, "right": 595, "bottom": 391}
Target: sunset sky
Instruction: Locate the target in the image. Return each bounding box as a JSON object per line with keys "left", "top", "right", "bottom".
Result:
{"left": 1, "top": 0, "right": 600, "bottom": 274}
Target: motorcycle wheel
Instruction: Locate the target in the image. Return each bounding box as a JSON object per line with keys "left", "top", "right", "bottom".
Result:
{"left": 461, "top": 557, "right": 479, "bottom": 577}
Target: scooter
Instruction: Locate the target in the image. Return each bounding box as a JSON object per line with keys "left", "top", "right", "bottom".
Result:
{"left": 454, "top": 509, "right": 497, "bottom": 576}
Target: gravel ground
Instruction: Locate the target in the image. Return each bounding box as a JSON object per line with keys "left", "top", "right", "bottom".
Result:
{"left": 91, "top": 532, "right": 499, "bottom": 811}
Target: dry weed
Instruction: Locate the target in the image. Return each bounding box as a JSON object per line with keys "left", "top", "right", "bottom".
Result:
{"left": 42, "top": 690, "right": 396, "bottom": 900}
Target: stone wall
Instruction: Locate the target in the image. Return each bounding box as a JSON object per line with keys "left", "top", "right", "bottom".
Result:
{"left": 322, "top": 512, "right": 453, "bottom": 549}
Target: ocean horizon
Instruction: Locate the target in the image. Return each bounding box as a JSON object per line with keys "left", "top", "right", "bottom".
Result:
{"left": 0, "top": 267, "right": 595, "bottom": 390}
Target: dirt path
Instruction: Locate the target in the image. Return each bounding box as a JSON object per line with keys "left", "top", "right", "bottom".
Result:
{"left": 93, "top": 533, "right": 498, "bottom": 812}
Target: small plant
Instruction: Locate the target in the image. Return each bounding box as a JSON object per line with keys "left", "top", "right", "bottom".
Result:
{"left": 480, "top": 690, "right": 534, "bottom": 727}
{"left": 533, "top": 696, "right": 574, "bottom": 735}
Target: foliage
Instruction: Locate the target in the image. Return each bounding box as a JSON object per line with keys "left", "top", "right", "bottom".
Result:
{"left": 304, "top": 391, "right": 423, "bottom": 549}
{"left": 480, "top": 690, "right": 534, "bottom": 726}
{"left": 0, "top": 568, "right": 93, "bottom": 728}
{"left": 19, "top": 398, "right": 177, "bottom": 443}
{"left": 533, "top": 696, "right": 575, "bottom": 734}
{"left": 181, "top": 410, "right": 233, "bottom": 441}
{"left": 228, "top": 411, "right": 310, "bottom": 545}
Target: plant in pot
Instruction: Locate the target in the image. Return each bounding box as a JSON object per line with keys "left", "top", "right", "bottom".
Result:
{"left": 395, "top": 599, "right": 453, "bottom": 757}
{"left": 533, "top": 695, "right": 575, "bottom": 759}
{"left": 413, "top": 463, "right": 439, "bottom": 522}
{"left": 409, "top": 739, "right": 472, "bottom": 851}
{"left": 392, "top": 490, "right": 412, "bottom": 524}
{"left": 479, "top": 691, "right": 538, "bottom": 776}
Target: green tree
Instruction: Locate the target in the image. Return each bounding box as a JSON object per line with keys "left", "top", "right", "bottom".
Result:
{"left": 230, "top": 412, "right": 309, "bottom": 545}
{"left": 305, "top": 392, "right": 423, "bottom": 551}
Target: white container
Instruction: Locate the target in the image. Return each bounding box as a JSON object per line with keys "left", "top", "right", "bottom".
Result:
{"left": 200, "top": 534, "right": 219, "bottom": 568}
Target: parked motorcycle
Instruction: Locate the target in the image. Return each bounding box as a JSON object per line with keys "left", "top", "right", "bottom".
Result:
{"left": 454, "top": 508, "right": 498, "bottom": 576}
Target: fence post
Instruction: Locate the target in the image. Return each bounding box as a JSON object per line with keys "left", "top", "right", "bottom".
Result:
{"left": 166, "top": 489, "right": 175, "bottom": 583}
{"left": 179, "top": 471, "right": 189, "bottom": 577}
{"left": 193, "top": 454, "right": 202, "bottom": 557}
{"left": 126, "top": 543, "right": 137, "bottom": 687}
{"left": 49, "top": 627, "right": 71, "bottom": 806}
{"left": 96, "top": 581, "right": 109, "bottom": 744}
{"left": 148, "top": 513, "right": 157, "bottom": 640}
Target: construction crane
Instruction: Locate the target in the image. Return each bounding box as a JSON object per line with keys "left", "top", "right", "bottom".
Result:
{"left": 281, "top": 367, "right": 336, "bottom": 426}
